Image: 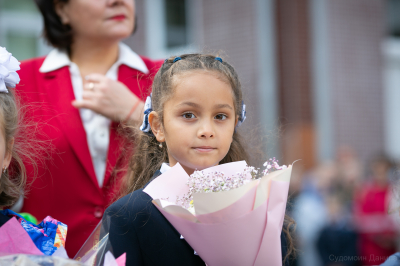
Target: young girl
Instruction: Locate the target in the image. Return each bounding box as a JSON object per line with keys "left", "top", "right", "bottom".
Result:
{"left": 105, "top": 54, "right": 294, "bottom": 265}
{"left": 0, "top": 46, "right": 26, "bottom": 225}
{"left": 0, "top": 47, "right": 67, "bottom": 256}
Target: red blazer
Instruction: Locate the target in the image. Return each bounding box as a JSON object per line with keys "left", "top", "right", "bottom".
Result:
{"left": 16, "top": 56, "right": 162, "bottom": 257}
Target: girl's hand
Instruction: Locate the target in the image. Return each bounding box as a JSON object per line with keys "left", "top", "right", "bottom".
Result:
{"left": 72, "top": 73, "right": 144, "bottom": 123}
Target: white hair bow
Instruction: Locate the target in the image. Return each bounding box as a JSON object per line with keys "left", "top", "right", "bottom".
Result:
{"left": 0, "top": 47, "right": 21, "bottom": 93}
{"left": 140, "top": 93, "right": 154, "bottom": 135}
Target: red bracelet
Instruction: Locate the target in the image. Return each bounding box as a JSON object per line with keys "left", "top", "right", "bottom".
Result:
{"left": 123, "top": 99, "right": 141, "bottom": 124}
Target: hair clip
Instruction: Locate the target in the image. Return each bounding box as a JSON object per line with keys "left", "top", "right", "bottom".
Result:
{"left": 215, "top": 57, "right": 223, "bottom": 63}
{"left": 140, "top": 93, "right": 154, "bottom": 136}
{"left": 0, "top": 46, "right": 20, "bottom": 93}
{"left": 236, "top": 101, "right": 246, "bottom": 128}
{"left": 173, "top": 57, "right": 182, "bottom": 63}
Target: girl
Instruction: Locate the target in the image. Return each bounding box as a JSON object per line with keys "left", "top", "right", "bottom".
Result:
{"left": 104, "top": 54, "right": 294, "bottom": 265}
{"left": 0, "top": 46, "right": 26, "bottom": 225}
{"left": 0, "top": 47, "right": 66, "bottom": 256}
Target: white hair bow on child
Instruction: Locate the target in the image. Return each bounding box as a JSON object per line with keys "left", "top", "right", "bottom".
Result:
{"left": 0, "top": 47, "right": 21, "bottom": 93}
{"left": 140, "top": 93, "right": 154, "bottom": 136}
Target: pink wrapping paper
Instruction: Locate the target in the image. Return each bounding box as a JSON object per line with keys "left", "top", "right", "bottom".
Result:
{"left": 144, "top": 162, "right": 293, "bottom": 266}
{"left": 0, "top": 217, "right": 43, "bottom": 256}
{"left": 195, "top": 183, "right": 259, "bottom": 223}
{"left": 144, "top": 162, "right": 189, "bottom": 200}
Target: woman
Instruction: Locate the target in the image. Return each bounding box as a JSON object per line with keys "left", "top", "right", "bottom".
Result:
{"left": 16, "top": 0, "right": 162, "bottom": 257}
{"left": 353, "top": 155, "right": 397, "bottom": 265}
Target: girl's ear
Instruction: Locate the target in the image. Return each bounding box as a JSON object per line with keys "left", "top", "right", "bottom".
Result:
{"left": 231, "top": 116, "right": 239, "bottom": 144}
{"left": 55, "top": 1, "right": 70, "bottom": 25}
{"left": 3, "top": 137, "right": 14, "bottom": 169}
{"left": 234, "top": 115, "right": 239, "bottom": 128}
{"left": 148, "top": 111, "right": 165, "bottom": 143}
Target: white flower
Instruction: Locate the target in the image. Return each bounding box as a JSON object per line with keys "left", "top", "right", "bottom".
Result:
{"left": 0, "top": 47, "right": 21, "bottom": 92}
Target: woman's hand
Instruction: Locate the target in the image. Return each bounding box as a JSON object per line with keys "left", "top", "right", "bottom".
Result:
{"left": 72, "top": 73, "right": 144, "bottom": 123}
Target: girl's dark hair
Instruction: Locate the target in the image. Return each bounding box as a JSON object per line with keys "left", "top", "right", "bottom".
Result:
{"left": 34, "top": 0, "right": 138, "bottom": 51}
{"left": 123, "top": 53, "right": 295, "bottom": 262}
{"left": 34, "top": 0, "right": 73, "bottom": 50}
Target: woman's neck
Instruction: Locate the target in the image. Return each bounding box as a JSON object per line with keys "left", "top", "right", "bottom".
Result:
{"left": 69, "top": 38, "right": 119, "bottom": 77}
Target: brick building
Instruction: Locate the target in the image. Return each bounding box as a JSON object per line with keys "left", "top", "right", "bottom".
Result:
{"left": 128, "top": 0, "right": 389, "bottom": 171}
{"left": 1, "top": 0, "right": 398, "bottom": 171}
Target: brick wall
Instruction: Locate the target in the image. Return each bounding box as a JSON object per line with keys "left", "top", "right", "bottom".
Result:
{"left": 328, "top": 0, "right": 385, "bottom": 162}
{"left": 129, "top": 0, "right": 387, "bottom": 166}
{"left": 276, "top": 0, "right": 316, "bottom": 170}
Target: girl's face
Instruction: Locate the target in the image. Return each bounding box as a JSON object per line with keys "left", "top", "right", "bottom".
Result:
{"left": 0, "top": 126, "right": 13, "bottom": 178}
{"left": 56, "top": 0, "right": 135, "bottom": 43}
{"left": 150, "top": 71, "right": 237, "bottom": 175}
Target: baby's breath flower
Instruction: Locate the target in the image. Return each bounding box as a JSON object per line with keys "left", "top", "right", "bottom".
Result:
{"left": 176, "top": 158, "right": 287, "bottom": 212}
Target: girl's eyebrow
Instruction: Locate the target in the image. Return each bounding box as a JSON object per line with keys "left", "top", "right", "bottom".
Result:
{"left": 178, "top": 102, "right": 233, "bottom": 110}
{"left": 178, "top": 101, "right": 200, "bottom": 108}
{"left": 215, "top": 103, "right": 233, "bottom": 110}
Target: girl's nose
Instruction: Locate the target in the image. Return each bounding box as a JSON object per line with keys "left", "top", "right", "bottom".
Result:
{"left": 198, "top": 121, "right": 214, "bottom": 138}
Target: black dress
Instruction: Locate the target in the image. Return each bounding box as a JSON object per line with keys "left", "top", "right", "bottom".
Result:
{"left": 104, "top": 171, "right": 289, "bottom": 266}
{"left": 0, "top": 211, "right": 10, "bottom": 227}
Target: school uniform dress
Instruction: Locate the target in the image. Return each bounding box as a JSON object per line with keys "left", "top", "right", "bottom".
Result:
{"left": 105, "top": 164, "right": 289, "bottom": 266}
{"left": 0, "top": 212, "right": 10, "bottom": 227}
{"left": 16, "top": 43, "right": 162, "bottom": 257}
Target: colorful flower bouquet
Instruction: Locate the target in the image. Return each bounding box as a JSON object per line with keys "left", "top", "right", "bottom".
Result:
{"left": 143, "top": 159, "right": 293, "bottom": 266}
{"left": 0, "top": 216, "right": 125, "bottom": 266}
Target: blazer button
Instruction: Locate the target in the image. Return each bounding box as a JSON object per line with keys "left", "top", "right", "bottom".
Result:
{"left": 94, "top": 206, "right": 103, "bottom": 218}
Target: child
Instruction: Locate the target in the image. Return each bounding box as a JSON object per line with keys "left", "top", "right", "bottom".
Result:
{"left": 0, "top": 47, "right": 67, "bottom": 256}
{"left": 104, "top": 54, "right": 294, "bottom": 265}
{"left": 0, "top": 46, "right": 26, "bottom": 225}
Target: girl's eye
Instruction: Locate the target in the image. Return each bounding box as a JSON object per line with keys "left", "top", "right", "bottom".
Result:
{"left": 215, "top": 114, "right": 227, "bottom": 120}
{"left": 182, "top": 113, "right": 196, "bottom": 119}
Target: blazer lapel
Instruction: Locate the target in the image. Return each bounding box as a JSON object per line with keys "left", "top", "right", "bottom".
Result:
{"left": 103, "top": 65, "right": 151, "bottom": 188}
{"left": 42, "top": 67, "right": 98, "bottom": 187}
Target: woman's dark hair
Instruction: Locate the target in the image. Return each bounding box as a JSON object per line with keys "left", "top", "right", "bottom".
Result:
{"left": 34, "top": 0, "right": 73, "bottom": 50}
{"left": 122, "top": 53, "right": 295, "bottom": 262}
{"left": 34, "top": 0, "right": 138, "bottom": 50}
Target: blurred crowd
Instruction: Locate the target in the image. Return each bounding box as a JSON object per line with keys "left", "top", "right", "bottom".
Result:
{"left": 289, "top": 146, "right": 400, "bottom": 266}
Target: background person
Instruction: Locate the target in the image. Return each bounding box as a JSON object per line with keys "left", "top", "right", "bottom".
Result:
{"left": 353, "top": 154, "right": 397, "bottom": 265}
{"left": 16, "top": 0, "right": 162, "bottom": 256}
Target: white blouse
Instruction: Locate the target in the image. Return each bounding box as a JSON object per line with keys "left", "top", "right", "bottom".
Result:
{"left": 39, "top": 43, "right": 149, "bottom": 187}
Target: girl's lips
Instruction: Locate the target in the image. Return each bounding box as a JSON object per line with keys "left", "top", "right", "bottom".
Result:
{"left": 193, "top": 147, "right": 216, "bottom": 152}
{"left": 110, "top": 15, "right": 126, "bottom": 21}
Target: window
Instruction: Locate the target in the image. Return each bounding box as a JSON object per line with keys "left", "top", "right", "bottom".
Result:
{"left": 165, "top": 0, "right": 188, "bottom": 48}
{"left": 144, "top": 0, "right": 198, "bottom": 59}
{"left": 0, "top": 0, "right": 50, "bottom": 60}
{"left": 387, "top": 0, "right": 400, "bottom": 36}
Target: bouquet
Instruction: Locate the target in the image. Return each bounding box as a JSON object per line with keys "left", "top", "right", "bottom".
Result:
{"left": 0, "top": 217, "right": 125, "bottom": 266}
{"left": 143, "top": 159, "right": 293, "bottom": 266}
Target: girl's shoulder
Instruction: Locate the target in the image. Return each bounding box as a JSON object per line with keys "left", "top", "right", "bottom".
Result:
{"left": 106, "top": 170, "right": 163, "bottom": 217}
{"left": 105, "top": 189, "right": 154, "bottom": 220}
